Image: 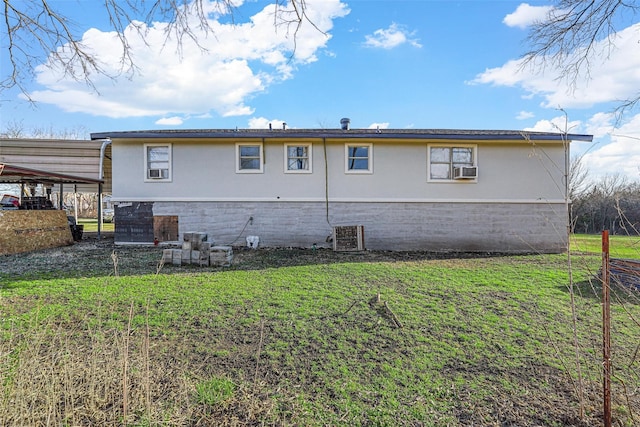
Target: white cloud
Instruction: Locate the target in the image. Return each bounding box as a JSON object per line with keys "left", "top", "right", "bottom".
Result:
{"left": 582, "top": 113, "right": 640, "bottom": 181}
{"left": 364, "top": 23, "right": 422, "bottom": 49}
{"left": 584, "top": 112, "right": 615, "bottom": 139}
{"left": 24, "top": 1, "right": 349, "bottom": 119}
{"left": 470, "top": 23, "right": 640, "bottom": 109}
{"left": 516, "top": 111, "right": 534, "bottom": 120}
{"left": 526, "top": 111, "right": 640, "bottom": 181}
{"left": 368, "top": 122, "right": 389, "bottom": 129}
{"left": 248, "top": 117, "right": 288, "bottom": 129}
{"left": 503, "top": 3, "right": 554, "bottom": 29}
{"left": 524, "top": 115, "right": 583, "bottom": 134}
{"left": 156, "top": 116, "right": 185, "bottom": 126}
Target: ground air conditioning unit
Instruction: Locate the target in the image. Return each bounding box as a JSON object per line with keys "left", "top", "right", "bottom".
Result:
{"left": 333, "top": 225, "right": 365, "bottom": 252}
{"left": 453, "top": 166, "right": 477, "bottom": 179}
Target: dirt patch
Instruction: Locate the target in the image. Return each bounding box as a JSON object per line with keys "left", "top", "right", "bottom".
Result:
{"left": 0, "top": 234, "right": 531, "bottom": 281}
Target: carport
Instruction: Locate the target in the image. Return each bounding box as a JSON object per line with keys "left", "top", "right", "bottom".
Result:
{"left": 0, "top": 163, "right": 107, "bottom": 239}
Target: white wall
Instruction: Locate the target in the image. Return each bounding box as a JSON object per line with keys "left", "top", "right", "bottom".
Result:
{"left": 112, "top": 138, "right": 567, "bottom": 203}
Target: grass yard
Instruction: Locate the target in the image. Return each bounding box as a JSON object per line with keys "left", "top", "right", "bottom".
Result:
{"left": 77, "top": 217, "right": 115, "bottom": 232}
{"left": 0, "top": 237, "right": 639, "bottom": 426}
{"left": 571, "top": 233, "right": 640, "bottom": 258}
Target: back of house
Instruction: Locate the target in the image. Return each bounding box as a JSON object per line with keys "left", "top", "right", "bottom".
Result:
{"left": 91, "top": 125, "right": 592, "bottom": 253}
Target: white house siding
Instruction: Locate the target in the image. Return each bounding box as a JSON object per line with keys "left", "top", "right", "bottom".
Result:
{"left": 111, "top": 139, "right": 565, "bottom": 202}
{"left": 151, "top": 200, "right": 567, "bottom": 253}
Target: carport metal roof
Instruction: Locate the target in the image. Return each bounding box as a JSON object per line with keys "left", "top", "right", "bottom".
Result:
{"left": 0, "top": 163, "right": 103, "bottom": 185}
{"left": 0, "top": 163, "right": 108, "bottom": 238}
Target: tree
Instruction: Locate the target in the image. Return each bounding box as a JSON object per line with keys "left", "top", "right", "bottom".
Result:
{"left": 524, "top": 0, "right": 640, "bottom": 113}
{"left": 0, "top": 119, "right": 88, "bottom": 139}
{"left": 570, "top": 174, "right": 640, "bottom": 234}
{"left": 569, "top": 154, "right": 590, "bottom": 201}
{"left": 2, "top": 0, "right": 313, "bottom": 98}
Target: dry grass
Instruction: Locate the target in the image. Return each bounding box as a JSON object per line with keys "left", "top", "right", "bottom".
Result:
{"left": 1, "top": 308, "right": 285, "bottom": 426}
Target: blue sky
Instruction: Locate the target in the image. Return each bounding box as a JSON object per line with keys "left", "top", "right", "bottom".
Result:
{"left": 1, "top": 0, "right": 640, "bottom": 181}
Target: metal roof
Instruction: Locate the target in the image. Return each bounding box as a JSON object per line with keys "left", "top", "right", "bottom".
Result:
{"left": 0, "top": 138, "right": 112, "bottom": 192}
{"left": 0, "top": 163, "right": 103, "bottom": 185}
{"left": 90, "top": 128, "right": 593, "bottom": 142}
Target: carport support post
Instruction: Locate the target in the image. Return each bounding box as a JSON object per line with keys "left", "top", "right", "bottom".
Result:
{"left": 74, "top": 186, "right": 78, "bottom": 222}
{"left": 58, "top": 183, "right": 64, "bottom": 210}
{"left": 97, "top": 182, "right": 102, "bottom": 239}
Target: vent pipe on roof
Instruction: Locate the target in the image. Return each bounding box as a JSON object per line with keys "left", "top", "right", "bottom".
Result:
{"left": 283, "top": 122, "right": 287, "bottom": 130}
{"left": 340, "top": 118, "right": 350, "bottom": 130}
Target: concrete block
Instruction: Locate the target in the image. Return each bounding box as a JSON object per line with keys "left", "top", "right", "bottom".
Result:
{"left": 181, "top": 248, "right": 191, "bottom": 264}
{"left": 162, "top": 249, "right": 173, "bottom": 263}
{"left": 210, "top": 245, "right": 233, "bottom": 267}
{"left": 194, "top": 232, "right": 208, "bottom": 243}
{"left": 172, "top": 249, "right": 182, "bottom": 266}
{"left": 199, "top": 243, "right": 210, "bottom": 266}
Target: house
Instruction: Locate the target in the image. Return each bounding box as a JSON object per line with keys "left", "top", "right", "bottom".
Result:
{"left": 90, "top": 123, "right": 593, "bottom": 252}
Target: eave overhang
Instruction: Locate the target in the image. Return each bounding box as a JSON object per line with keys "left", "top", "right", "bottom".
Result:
{"left": 91, "top": 129, "right": 593, "bottom": 143}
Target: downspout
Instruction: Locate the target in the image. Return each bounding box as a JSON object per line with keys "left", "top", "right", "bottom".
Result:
{"left": 323, "top": 137, "right": 333, "bottom": 245}
{"left": 98, "top": 138, "right": 112, "bottom": 240}
{"left": 99, "top": 138, "right": 111, "bottom": 184}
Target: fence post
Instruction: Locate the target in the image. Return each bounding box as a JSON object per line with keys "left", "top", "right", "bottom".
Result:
{"left": 602, "top": 230, "right": 611, "bottom": 427}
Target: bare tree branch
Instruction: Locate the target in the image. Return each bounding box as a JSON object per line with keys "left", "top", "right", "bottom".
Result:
{"left": 1, "top": 0, "right": 311, "bottom": 98}
{"left": 522, "top": 0, "right": 640, "bottom": 114}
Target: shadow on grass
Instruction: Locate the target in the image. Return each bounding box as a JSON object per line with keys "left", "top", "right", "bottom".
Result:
{"left": 557, "top": 279, "right": 640, "bottom": 306}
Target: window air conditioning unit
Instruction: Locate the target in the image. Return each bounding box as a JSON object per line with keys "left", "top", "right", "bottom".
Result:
{"left": 148, "top": 168, "right": 163, "bottom": 179}
{"left": 453, "top": 166, "right": 477, "bottom": 179}
{"left": 333, "top": 225, "right": 365, "bottom": 252}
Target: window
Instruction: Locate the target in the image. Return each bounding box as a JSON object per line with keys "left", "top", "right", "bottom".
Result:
{"left": 236, "top": 143, "right": 264, "bottom": 173}
{"left": 285, "top": 143, "right": 312, "bottom": 173}
{"left": 345, "top": 143, "right": 373, "bottom": 173}
{"left": 428, "top": 145, "right": 476, "bottom": 181}
{"left": 145, "top": 144, "right": 171, "bottom": 181}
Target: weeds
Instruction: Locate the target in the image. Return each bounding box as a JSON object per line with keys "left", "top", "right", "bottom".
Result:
{"left": 196, "top": 377, "right": 236, "bottom": 406}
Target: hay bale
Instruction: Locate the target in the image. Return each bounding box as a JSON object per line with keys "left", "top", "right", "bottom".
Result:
{"left": 0, "top": 210, "right": 73, "bottom": 255}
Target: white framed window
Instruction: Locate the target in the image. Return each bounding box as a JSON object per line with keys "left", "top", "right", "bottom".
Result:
{"left": 284, "top": 143, "right": 312, "bottom": 173}
{"left": 428, "top": 144, "right": 477, "bottom": 181}
{"left": 144, "top": 143, "right": 171, "bottom": 182}
{"left": 345, "top": 143, "right": 373, "bottom": 174}
{"left": 236, "top": 143, "right": 264, "bottom": 173}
